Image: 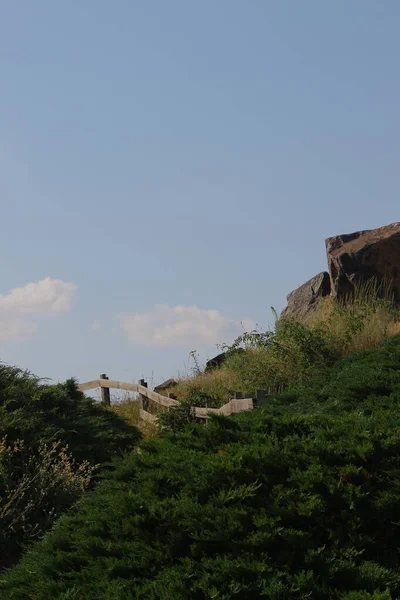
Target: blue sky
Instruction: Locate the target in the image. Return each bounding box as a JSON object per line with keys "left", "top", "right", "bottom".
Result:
{"left": 1, "top": 1, "right": 399, "bottom": 388}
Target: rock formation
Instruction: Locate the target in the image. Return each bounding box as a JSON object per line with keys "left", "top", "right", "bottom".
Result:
{"left": 154, "top": 378, "right": 178, "bottom": 394}
{"left": 280, "top": 272, "right": 331, "bottom": 321}
{"left": 205, "top": 352, "right": 227, "bottom": 372}
{"left": 326, "top": 222, "right": 400, "bottom": 301}
{"left": 281, "top": 222, "right": 400, "bottom": 321}
{"left": 205, "top": 348, "right": 245, "bottom": 372}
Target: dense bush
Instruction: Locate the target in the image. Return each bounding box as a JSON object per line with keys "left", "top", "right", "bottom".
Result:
{"left": 0, "top": 366, "right": 140, "bottom": 570}
{"left": 3, "top": 336, "right": 400, "bottom": 598}
{"left": 0, "top": 368, "right": 140, "bottom": 464}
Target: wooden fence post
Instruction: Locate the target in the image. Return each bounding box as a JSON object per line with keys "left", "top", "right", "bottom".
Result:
{"left": 168, "top": 393, "right": 177, "bottom": 410}
{"left": 100, "top": 374, "right": 110, "bottom": 407}
{"left": 138, "top": 379, "right": 148, "bottom": 411}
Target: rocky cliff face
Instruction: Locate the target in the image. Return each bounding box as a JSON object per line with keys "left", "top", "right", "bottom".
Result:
{"left": 281, "top": 222, "right": 400, "bottom": 321}
{"left": 280, "top": 272, "right": 331, "bottom": 322}
{"left": 326, "top": 222, "right": 400, "bottom": 301}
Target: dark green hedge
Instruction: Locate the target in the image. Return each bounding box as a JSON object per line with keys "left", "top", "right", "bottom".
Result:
{"left": 0, "top": 369, "right": 140, "bottom": 464}
{"left": 0, "top": 367, "right": 140, "bottom": 571}
{"left": 3, "top": 337, "right": 400, "bottom": 599}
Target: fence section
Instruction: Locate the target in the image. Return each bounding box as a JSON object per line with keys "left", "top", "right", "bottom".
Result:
{"left": 78, "top": 374, "right": 262, "bottom": 423}
{"left": 193, "top": 397, "right": 254, "bottom": 419}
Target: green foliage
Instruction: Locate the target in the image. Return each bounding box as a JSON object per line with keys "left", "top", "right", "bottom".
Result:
{"left": 213, "top": 285, "right": 400, "bottom": 404}
{"left": 189, "top": 350, "right": 203, "bottom": 377}
{"left": 219, "top": 327, "right": 277, "bottom": 351}
{"left": 0, "top": 365, "right": 141, "bottom": 571}
{"left": 166, "top": 289, "right": 400, "bottom": 434}
{"left": 4, "top": 337, "right": 400, "bottom": 598}
{"left": 219, "top": 319, "right": 338, "bottom": 400}
{"left": 157, "top": 398, "right": 197, "bottom": 432}
{"left": 0, "top": 437, "right": 97, "bottom": 568}
{"left": 0, "top": 367, "right": 140, "bottom": 464}
{"left": 157, "top": 382, "right": 225, "bottom": 432}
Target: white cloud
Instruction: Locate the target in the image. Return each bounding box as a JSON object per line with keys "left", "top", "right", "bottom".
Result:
{"left": 0, "top": 277, "right": 77, "bottom": 340}
{"left": 118, "top": 304, "right": 255, "bottom": 347}
{"left": 0, "top": 277, "right": 77, "bottom": 315}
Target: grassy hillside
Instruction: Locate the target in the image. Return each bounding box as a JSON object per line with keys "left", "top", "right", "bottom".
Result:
{"left": 156, "top": 280, "right": 400, "bottom": 432}
{"left": 0, "top": 366, "right": 140, "bottom": 571}
{"left": 3, "top": 335, "right": 400, "bottom": 599}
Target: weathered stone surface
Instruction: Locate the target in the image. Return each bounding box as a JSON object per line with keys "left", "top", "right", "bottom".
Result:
{"left": 280, "top": 223, "right": 400, "bottom": 322}
{"left": 154, "top": 378, "right": 178, "bottom": 393}
{"left": 326, "top": 222, "right": 400, "bottom": 301}
{"left": 205, "top": 352, "right": 229, "bottom": 372}
{"left": 205, "top": 348, "right": 245, "bottom": 372}
{"left": 280, "top": 272, "right": 331, "bottom": 322}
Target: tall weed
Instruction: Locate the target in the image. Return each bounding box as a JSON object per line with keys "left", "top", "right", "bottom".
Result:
{"left": 312, "top": 278, "right": 400, "bottom": 355}
{"left": 0, "top": 437, "right": 97, "bottom": 570}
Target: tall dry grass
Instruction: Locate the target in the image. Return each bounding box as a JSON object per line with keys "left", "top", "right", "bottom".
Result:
{"left": 169, "top": 278, "right": 400, "bottom": 409}
{"left": 111, "top": 396, "right": 158, "bottom": 439}
{"left": 0, "top": 437, "right": 96, "bottom": 545}
{"left": 310, "top": 277, "right": 400, "bottom": 355}
{"left": 171, "top": 369, "right": 242, "bottom": 408}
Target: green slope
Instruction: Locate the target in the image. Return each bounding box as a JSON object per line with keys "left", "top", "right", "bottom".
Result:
{"left": 3, "top": 337, "right": 400, "bottom": 599}
{"left": 0, "top": 367, "right": 140, "bottom": 571}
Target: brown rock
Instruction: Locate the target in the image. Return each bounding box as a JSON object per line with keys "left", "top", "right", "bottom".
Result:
{"left": 280, "top": 272, "right": 331, "bottom": 322}
{"left": 326, "top": 222, "right": 400, "bottom": 301}
{"left": 205, "top": 352, "right": 227, "bottom": 372}
{"left": 205, "top": 348, "right": 245, "bottom": 372}
{"left": 154, "top": 378, "right": 178, "bottom": 393}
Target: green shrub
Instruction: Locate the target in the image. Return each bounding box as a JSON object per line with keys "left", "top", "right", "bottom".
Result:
{"left": 158, "top": 369, "right": 242, "bottom": 433}
{"left": 0, "top": 371, "right": 140, "bottom": 464}
{"left": 3, "top": 337, "right": 400, "bottom": 598}
{"left": 0, "top": 365, "right": 141, "bottom": 571}
{"left": 0, "top": 437, "right": 96, "bottom": 568}
{"left": 157, "top": 398, "right": 198, "bottom": 432}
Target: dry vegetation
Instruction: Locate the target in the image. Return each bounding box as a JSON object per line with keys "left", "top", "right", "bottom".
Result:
{"left": 111, "top": 395, "right": 158, "bottom": 439}
{"left": 106, "top": 280, "right": 400, "bottom": 438}
{"left": 159, "top": 279, "right": 400, "bottom": 420}
{"left": 0, "top": 437, "right": 96, "bottom": 544}
{"left": 309, "top": 278, "right": 400, "bottom": 354}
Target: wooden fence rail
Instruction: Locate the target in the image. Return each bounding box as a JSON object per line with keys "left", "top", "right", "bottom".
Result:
{"left": 78, "top": 374, "right": 263, "bottom": 423}
{"left": 78, "top": 376, "right": 179, "bottom": 407}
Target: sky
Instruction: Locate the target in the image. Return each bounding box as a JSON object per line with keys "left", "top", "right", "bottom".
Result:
{"left": 1, "top": 1, "right": 399, "bottom": 389}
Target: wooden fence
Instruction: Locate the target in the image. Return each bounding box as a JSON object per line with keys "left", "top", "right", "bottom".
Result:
{"left": 78, "top": 374, "right": 265, "bottom": 424}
